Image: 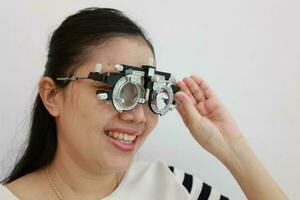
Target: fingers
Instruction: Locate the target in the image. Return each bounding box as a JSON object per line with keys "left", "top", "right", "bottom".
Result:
{"left": 175, "top": 102, "right": 188, "bottom": 124}
{"left": 175, "top": 91, "right": 201, "bottom": 129}
{"left": 176, "top": 80, "right": 197, "bottom": 104}
{"left": 190, "top": 75, "right": 216, "bottom": 99}
{"left": 183, "top": 77, "right": 206, "bottom": 102}
{"left": 176, "top": 75, "right": 219, "bottom": 116}
{"left": 195, "top": 101, "right": 209, "bottom": 116}
{"left": 177, "top": 75, "right": 217, "bottom": 102}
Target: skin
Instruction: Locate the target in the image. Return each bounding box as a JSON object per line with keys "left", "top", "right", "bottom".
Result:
{"left": 175, "top": 77, "right": 288, "bottom": 199}
{"left": 6, "top": 36, "right": 287, "bottom": 199}
{"left": 6, "top": 37, "right": 158, "bottom": 199}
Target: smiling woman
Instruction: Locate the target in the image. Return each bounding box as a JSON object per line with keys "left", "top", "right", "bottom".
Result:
{"left": 0, "top": 7, "right": 287, "bottom": 200}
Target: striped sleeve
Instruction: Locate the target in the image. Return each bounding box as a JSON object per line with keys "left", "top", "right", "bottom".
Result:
{"left": 168, "top": 166, "right": 230, "bottom": 200}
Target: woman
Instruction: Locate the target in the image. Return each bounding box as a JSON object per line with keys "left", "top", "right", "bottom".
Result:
{"left": 0, "top": 7, "right": 287, "bottom": 200}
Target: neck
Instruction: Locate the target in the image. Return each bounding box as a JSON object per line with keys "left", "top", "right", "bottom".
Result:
{"left": 47, "top": 145, "right": 126, "bottom": 199}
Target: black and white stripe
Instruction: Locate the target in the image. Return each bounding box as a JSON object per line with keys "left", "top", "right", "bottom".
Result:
{"left": 168, "top": 166, "right": 230, "bottom": 200}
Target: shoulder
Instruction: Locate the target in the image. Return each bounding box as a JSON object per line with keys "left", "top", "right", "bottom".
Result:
{"left": 0, "top": 184, "right": 20, "bottom": 200}
{"left": 3, "top": 169, "right": 51, "bottom": 200}
{"left": 132, "top": 160, "right": 230, "bottom": 200}
{"left": 166, "top": 162, "right": 230, "bottom": 200}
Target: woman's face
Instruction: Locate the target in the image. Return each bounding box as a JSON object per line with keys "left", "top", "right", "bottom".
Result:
{"left": 56, "top": 37, "right": 158, "bottom": 173}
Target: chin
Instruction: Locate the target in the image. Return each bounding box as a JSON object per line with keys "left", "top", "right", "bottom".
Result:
{"left": 106, "top": 156, "right": 134, "bottom": 172}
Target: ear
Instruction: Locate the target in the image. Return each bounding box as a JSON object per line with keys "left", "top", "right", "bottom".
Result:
{"left": 38, "top": 77, "right": 62, "bottom": 117}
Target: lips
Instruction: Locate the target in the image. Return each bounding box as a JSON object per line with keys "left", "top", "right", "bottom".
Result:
{"left": 104, "top": 128, "right": 142, "bottom": 136}
{"left": 104, "top": 130, "right": 137, "bottom": 142}
{"left": 103, "top": 129, "right": 141, "bottom": 152}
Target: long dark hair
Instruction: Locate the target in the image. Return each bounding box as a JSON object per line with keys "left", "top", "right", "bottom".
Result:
{"left": 2, "top": 7, "right": 154, "bottom": 184}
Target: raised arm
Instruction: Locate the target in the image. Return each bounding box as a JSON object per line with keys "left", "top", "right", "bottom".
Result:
{"left": 174, "top": 75, "right": 288, "bottom": 200}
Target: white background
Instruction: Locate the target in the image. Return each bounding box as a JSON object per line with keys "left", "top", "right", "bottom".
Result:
{"left": 1, "top": 1, "right": 299, "bottom": 199}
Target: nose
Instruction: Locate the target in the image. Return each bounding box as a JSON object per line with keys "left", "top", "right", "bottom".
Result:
{"left": 119, "top": 103, "right": 147, "bottom": 124}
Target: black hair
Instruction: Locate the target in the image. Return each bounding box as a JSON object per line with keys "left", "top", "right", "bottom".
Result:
{"left": 2, "top": 7, "right": 154, "bottom": 184}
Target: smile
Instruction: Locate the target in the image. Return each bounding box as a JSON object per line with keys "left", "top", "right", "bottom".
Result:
{"left": 104, "top": 130, "right": 137, "bottom": 143}
{"left": 104, "top": 130, "right": 139, "bottom": 152}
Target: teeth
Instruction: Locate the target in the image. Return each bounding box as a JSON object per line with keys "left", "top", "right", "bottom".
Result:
{"left": 106, "top": 131, "right": 137, "bottom": 142}
{"left": 113, "top": 132, "right": 119, "bottom": 138}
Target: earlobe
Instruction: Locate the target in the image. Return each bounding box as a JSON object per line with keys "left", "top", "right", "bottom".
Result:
{"left": 38, "top": 77, "right": 61, "bottom": 117}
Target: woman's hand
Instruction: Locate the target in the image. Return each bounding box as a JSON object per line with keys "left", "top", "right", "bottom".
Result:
{"left": 174, "top": 75, "right": 289, "bottom": 199}
{"left": 174, "top": 75, "right": 243, "bottom": 160}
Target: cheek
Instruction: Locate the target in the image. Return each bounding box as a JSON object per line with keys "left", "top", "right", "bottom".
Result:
{"left": 136, "top": 114, "right": 158, "bottom": 148}
{"left": 77, "top": 97, "right": 116, "bottom": 133}
{"left": 145, "top": 113, "right": 159, "bottom": 134}
{"left": 62, "top": 87, "right": 116, "bottom": 137}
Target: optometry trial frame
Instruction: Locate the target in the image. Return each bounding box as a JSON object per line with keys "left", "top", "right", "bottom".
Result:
{"left": 56, "top": 63, "right": 180, "bottom": 116}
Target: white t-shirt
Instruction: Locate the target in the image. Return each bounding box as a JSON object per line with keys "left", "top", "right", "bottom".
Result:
{"left": 0, "top": 160, "right": 230, "bottom": 200}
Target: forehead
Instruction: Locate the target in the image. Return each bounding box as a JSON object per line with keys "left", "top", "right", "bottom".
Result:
{"left": 76, "top": 36, "right": 155, "bottom": 74}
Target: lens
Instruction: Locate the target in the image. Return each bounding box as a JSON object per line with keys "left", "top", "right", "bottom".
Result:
{"left": 119, "top": 83, "right": 139, "bottom": 107}
{"left": 152, "top": 89, "right": 170, "bottom": 112}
